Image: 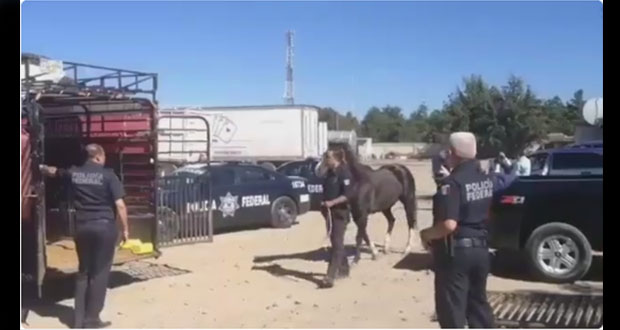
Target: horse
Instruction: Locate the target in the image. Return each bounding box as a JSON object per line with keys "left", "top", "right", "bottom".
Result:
{"left": 316, "top": 146, "right": 419, "bottom": 262}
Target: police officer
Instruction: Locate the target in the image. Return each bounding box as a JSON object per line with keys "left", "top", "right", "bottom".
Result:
{"left": 40, "top": 144, "right": 129, "bottom": 329}
{"left": 420, "top": 132, "right": 516, "bottom": 328}
{"left": 432, "top": 149, "right": 450, "bottom": 187}
{"left": 319, "top": 148, "right": 354, "bottom": 289}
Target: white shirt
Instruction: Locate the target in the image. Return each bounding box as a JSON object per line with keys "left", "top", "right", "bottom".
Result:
{"left": 494, "top": 158, "right": 512, "bottom": 174}
{"left": 516, "top": 156, "right": 531, "bottom": 176}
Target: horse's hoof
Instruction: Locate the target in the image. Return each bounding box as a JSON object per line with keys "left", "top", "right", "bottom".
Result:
{"left": 353, "top": 256, "right": 361, "bottom": 264}
{"left": 371, "top": 254, "right": 378, "bottom": 261}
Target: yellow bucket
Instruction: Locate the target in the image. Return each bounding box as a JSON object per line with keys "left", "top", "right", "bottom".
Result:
{"left": 131, "top": 242, "right": 154, "bottom": 255}
{"left": 119, "top": 239, "right": 142, "bottom": 250}
{"left": 119, "top": 239, "right": 154, "bottom": 255}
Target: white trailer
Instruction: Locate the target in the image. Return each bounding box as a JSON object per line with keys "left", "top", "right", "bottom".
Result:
{"left": 158, "top": 105, "right": 320, "bottom": 167}
{"left": 318, "top": 122, "right": 328, "bottom": 156}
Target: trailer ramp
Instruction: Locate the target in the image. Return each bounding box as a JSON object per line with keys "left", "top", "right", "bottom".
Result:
{"left": 488, "top": 291, "right": 603, "bottom": 328}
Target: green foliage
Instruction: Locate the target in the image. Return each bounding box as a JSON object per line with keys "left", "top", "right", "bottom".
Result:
{"left": 361, "top": 105, "right": 406, "bottom": 142}
{"left": 319, "top": 75, "right": 588, "bottom": 159}
{"left": 318, "top": 107, "right": 360, "bottom": 132}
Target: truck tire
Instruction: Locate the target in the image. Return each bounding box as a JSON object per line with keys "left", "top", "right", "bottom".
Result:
{"left": 260, "top": 162, "right": 277, "bottom": 172}
{"left": 525, "top": 222, "right": 592, "bottom": 283}
{"left": 270, "top": 196, "right": 297, "bottom": 228}
{"left": 158, "top": 207, "right": 181, "bottom": 243}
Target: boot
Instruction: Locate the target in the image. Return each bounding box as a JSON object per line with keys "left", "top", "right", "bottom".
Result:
{"left": 83, "top": 318, "right": 112, "bottom": 329}
{"left": 319, "top": 277, "right": 334, "bottom": 289}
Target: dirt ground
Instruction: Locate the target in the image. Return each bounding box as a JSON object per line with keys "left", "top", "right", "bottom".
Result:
{"left": 24, "top": 160, "right": 603, "bottom": 329}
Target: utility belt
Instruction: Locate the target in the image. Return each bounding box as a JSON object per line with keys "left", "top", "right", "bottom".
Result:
{"left": 453, "top": 237, "right": 488, "bottom": 248}
{"left": 432, "top": 236, "right": 488, "bottom": 258}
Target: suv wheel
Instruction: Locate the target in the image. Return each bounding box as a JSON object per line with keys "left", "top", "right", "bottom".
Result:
{"left": 525, "top": 222, "right": 592, "bottom": 283}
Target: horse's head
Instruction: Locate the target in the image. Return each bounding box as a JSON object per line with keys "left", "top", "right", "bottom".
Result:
{"left": 316, "top": 149, "right": 340, "bottom": 178}
{"left": 315, "top": 151, "right": 329, "bottom": 178}
{"left": 315, "top": 144, "right": 363, "bottom": 179}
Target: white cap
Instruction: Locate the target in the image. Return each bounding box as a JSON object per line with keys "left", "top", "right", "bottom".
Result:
{"left": 449, "top": 132, "right": 477, "bottom": 159}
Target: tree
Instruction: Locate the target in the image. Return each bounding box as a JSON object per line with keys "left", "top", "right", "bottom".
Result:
{"left": 438, "top": 75, "right": 547, "bottom": 157}
{"left": 400, "top": 103, "right": 431, "bottom": 142}
{"left": 355, "top": 75, "right": 587, "bottom": 152}
{"left": 565, "top": 89, "right": 586, "bottom": 126}
{"left": 318, "top": 107, "right": 360, "bottom": 132}
{"left": 361, "top": 106, "right": 405, "bottom": 142}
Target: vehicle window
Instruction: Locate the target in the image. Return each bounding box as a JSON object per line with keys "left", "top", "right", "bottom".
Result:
{"left": 238, "top": 167, "right": 273, "bottom": 183}
{"left": 211, "top": 168, "right": 235, "bottom": 186}
{"left": 530, "top": 153, "right": 548, "bottom": 172}
{"left": 552, "top": 153, "right": 603, "bottom": 170}
{"left": 299, "top": 164, "right": 314, "bottom": 178}
{"left": 172, "top": 166, "right": 208, "bottom": 177}
{"left": 280, "top": 163, "right": 303, "bottom": 177}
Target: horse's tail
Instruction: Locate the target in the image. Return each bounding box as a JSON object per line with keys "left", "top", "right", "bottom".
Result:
{"left": 380, "top": 164, "right": 418, "bottom": 228}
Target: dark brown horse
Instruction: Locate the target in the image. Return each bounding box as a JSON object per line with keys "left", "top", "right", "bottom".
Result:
{"left": 316, "top": 146, "right": 418, "bottom": 262}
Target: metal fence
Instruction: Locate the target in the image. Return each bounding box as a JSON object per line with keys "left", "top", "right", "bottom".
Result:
{"left": 156, "top": 175, "right": 213, "bottom": 246}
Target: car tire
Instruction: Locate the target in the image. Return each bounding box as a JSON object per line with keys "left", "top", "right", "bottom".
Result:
{"left": 270, "top": 196, "right": 297, "bottom": 228}
{"left": 260, "top": 162, "right": 277, "bottom": 172}
{"left": 524, "top": 222, "right": 592, "bottom": 283}
{"left": 158, "top": 206, "right": 181, "bottom": 243}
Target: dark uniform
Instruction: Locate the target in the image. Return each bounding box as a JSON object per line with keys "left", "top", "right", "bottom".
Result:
{"left": 432, "top": 150, "right": 450, "bottom": 187}
{"left": 432, "top": 160, "right": 516, "bottom": 328}
{"left": 321, "top": 164, "right": 354, "bottom": 284}
{"left": 57, "top": 160, "right": 125, "bottom": 328}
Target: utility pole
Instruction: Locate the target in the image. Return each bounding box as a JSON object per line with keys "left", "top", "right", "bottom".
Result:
{"left": 284, "top": 30, "right": 294, "bottom": 105}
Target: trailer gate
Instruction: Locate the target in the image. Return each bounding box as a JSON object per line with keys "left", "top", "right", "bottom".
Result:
{"left": 156, "top": 115, "right": 212, "bottom": 246}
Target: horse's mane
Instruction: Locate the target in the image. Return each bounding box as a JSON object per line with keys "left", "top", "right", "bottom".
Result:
{"left": 340, "top": 145, "right": 371, "bottom": 182}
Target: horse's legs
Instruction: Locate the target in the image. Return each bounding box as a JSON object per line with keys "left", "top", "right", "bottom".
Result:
{"left": 350, "top": 209, "right": 363, "bottom": 264}
{"left": 401, "top": 194, "right": 419, "bottom": 255}
{"left": 382, "top": 209, "right": 397, "bottom": 254}
{"left": 352, "top": 210, "right": 377, "bottom": 263}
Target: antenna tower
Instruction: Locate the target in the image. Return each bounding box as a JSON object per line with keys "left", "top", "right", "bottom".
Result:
{"left": 284, "top": 30, "right": 294, "bottom": 105}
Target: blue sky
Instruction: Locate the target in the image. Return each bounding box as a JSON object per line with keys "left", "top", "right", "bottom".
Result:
{"left": 22, "top": 1, "right": 603, "bottom": 118}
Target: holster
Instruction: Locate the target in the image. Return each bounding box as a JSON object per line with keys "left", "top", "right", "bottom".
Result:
{"left": 431, "top": 235, "right": 455, "bottom": 260}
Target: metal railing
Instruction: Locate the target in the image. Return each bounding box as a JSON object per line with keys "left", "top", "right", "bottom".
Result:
{"left": 157, "top": 175, "right": 213, "bottom": 246}
{"left": 21, "top": 53, "right": 158, "bottom": 103}
{"left": 155, "top": 115, "right": 212, "bottom": 246}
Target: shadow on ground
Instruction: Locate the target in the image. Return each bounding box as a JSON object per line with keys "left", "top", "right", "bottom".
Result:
{"left": 251, "top": 264, "right": 325, "bottom": 287}
{"left": 22, "top": 270, "right": 146, "bottom": 328}
{"left": 252, "top": 245, "right": 373, "bottom": 286}
{"left": 23, "top": 263, "right": 191, "bottom": 327}
{"left": 253, "top": 245, "right": 360, "bottom": 264}
{"left": 393, "top": 252, "right": 434, "bottom": 272}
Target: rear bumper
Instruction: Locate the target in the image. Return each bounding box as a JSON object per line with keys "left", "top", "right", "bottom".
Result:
{"left": 298, "top": 194, "right": 311, "bottom": 214}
